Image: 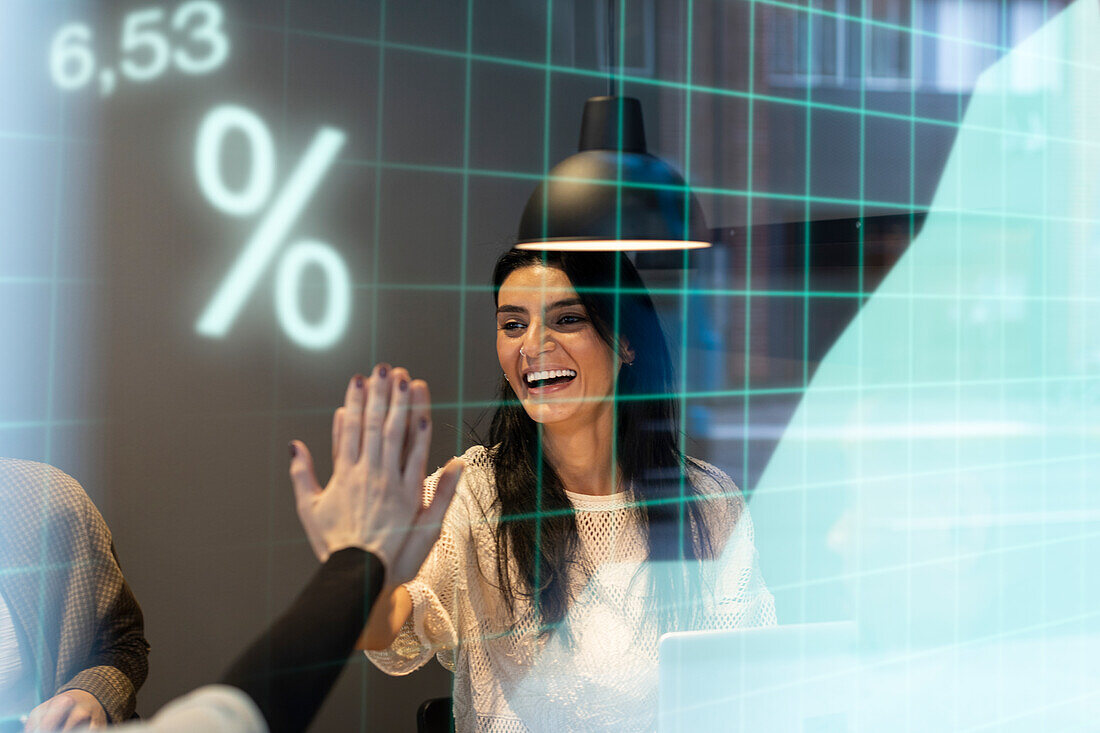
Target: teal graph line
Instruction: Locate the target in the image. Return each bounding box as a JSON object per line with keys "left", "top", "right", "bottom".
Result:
{"left": 4, "top": 370, "right": 1100, "bottom": 431}
{"left": 254, "top": 0, "right": 1097, "bottom": 85}
{"left": 368, "top": 0, "right": 388, "bottom": 363}
{"left": 339, "top": 282, "right": 1100, "bottom": 307}
{"left": 743, "top": 0, "right": 759, "bottom": 497}
{"left": 679, "top": 0, "right": 696, "bottom": 561}
{"left": 244, "top": 17, "right": 1100, "bottom": 149}
{"left": 333, "top": 156, "right": 1100, "bottom": 226}
{"left": 455, "top": 0, "right": 474, "bottom": 456}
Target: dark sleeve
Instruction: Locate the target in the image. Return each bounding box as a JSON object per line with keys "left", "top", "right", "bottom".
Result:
{"left": 220, "top": 549, "right": 386, "bottom": 733}
{"left": 57, "top": 566, "right": 149, "bottom": 720}
{"left": 57, "top": 522, "right": 150, "bottom": 722}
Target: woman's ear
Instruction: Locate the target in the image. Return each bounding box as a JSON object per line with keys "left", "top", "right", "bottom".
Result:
{"left": 620, "top": 341, "right": 635, "bottom": 366}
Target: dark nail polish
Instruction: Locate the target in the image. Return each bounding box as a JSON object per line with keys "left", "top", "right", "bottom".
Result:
{"left": 355, "top": 375, "right": 364, "bottom": 389}
{"left": 399, "top": 380, "right": 409, "bottom": 392}
{"left": 419, "top": 417, "right": 429, "bottom": 430}
{"left": 288, "top": 442, "right": 297, "bottom": 458}
{"left": 378, "top": 365, "right": 388, "bottom": 378}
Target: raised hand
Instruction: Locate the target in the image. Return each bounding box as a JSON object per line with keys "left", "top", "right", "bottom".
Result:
{"left": 287, "top": 364, "right": 464, "bottom": 585}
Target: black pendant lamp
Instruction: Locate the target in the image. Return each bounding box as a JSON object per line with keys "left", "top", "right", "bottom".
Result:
{"left": 515, "top": 95, "right": 710, "bottom": 251}
{"left": 515, "top": 0, "right": 709, "bottom": 253}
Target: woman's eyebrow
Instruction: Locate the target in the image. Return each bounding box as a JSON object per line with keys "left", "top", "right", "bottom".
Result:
{"left": 496, "top": 298, "right": 583, "bottom": 316}
{"left": 546, "top": 298, "right": 583, "bottom": 310}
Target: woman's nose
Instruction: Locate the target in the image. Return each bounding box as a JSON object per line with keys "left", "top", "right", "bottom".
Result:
{"left": 521, "top": 322, "right": 555, "bottom": 358}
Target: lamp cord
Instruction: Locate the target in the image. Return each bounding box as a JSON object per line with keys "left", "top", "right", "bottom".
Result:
{"left": 607, "top": 0, "right": 617, "bottom": 96}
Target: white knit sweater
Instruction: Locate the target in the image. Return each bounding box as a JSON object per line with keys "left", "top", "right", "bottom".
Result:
{"left": 366, "top": 446, "right": 776, "bottom": 732}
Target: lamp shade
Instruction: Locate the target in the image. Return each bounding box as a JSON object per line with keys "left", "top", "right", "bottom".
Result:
{"left": 515, "top": 96, "right": 710, "bottom": 251}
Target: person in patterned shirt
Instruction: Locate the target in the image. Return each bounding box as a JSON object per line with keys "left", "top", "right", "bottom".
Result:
{"left": 0, "top": 460, "right": 148, "bottom": 731}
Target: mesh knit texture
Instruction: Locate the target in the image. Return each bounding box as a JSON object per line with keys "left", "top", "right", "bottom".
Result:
{"left": 366, "top": 446, "right": 776, "bottom": 732}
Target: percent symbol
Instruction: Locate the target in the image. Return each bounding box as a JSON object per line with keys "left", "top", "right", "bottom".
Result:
{"left": 194, "top": 104, "right": 351, "bottom": 350}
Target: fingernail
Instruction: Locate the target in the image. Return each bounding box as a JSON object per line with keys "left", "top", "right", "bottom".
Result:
{"left": 355, "top": 375, "right": 364, "bottom": 389}
{"left": 420, "top": 417, "right": 429, "bottom": 430}
{"left": 288, "top": 442, "right": 297, "bottom": 458}
{"left": 378, "top": 365, "right": 388, "bottom": 378}
{"left": 399, "top": 380, "right": 408, "bottom": 392}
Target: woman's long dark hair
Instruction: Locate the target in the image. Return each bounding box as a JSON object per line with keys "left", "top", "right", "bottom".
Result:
{"left": 489, "top": 248, "right": 712, "bottom": 634}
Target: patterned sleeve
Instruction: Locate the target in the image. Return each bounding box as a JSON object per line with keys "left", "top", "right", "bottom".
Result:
{"left": 689, "top": 460, "right": 777, "bottom": 630}
{"left": 364, "top": 465, "right": 468, "bottom": 676}
{"left": 55, "top": 480, "right": 150, "bottom": 723}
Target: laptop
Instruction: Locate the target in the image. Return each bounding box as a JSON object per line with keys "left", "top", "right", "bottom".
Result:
{"left": 658, "top": 622, "right": 858, "bottom": 733}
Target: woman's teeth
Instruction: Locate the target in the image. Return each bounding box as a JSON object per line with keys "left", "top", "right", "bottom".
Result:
{"left": 526, "top": 369, "right": 577, "bottom": 385}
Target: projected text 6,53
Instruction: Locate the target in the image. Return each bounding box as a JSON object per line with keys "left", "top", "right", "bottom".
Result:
{"left": 50, "top": 1, "right": 229, "bottom": 97}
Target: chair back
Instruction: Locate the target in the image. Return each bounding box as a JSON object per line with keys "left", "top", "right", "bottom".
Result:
{"left": 417, "top": 697, "right": 454, "bottom": 733}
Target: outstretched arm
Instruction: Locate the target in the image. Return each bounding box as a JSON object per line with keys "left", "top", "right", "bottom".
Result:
{"left": 222, "top": 365, "right": 462, "bottom": 733}
{"left": 218, "top": 548, "right": 385, "bottom": 733}
{"left": 99, "top": 365, "right": 462, "bottom": 733}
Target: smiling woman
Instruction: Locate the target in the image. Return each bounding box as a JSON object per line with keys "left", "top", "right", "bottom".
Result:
{"left": 361, "top": 248, "right": 776, "bottom": 732}
{"left": 496, "top": 264, "right": 624, "bottom": 432}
